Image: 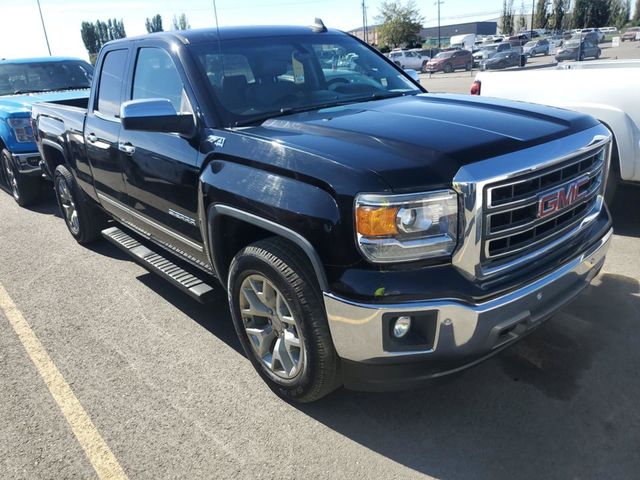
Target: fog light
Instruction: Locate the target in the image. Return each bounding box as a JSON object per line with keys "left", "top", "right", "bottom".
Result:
{"left": 393, "top": 316, "right": 412, "bottom": 338}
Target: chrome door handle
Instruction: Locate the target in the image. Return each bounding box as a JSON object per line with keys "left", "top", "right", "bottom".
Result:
{"left": 118, "top": 142, "right": 136, "bottom": 155}
{"left": 87, "top": 133, "right": 98, "bottom": 143}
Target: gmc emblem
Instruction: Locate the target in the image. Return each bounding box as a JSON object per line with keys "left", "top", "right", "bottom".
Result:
{"left": 537, "top": 175, "right": 590, "bottom": 218}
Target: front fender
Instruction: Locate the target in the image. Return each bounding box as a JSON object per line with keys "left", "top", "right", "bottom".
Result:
{"left": 200, "top": 158, "right": 356, "bottom": 287}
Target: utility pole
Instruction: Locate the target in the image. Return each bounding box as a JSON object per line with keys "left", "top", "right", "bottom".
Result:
{"left": 530, "top": 0, "right": 535, "bottom": 39}
{"left": 434, "top": 0, "right": 444, "bottom": 48}
{"left": 361, "top": 0, "right": 368, "bottom": 43}
{"left": 36, "top": 0, "right": 52, "bottom": 56}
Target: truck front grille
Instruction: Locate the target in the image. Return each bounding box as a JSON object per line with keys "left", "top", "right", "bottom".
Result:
{"left": 482, "top": 147, "right": 606, "bottom": 266}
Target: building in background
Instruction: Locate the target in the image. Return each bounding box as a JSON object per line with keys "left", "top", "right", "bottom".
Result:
{"left": 349, "top": 21, "right": 497, "bottom": 47}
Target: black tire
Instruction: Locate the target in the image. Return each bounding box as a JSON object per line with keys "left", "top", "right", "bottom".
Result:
{"left": 579, "top": 53, "right": 585, "bottom": 61}
{"left": 498, "top": 61, "right": 507, "bottom": 69}
{"left": 53, "top": 165, "right": 107, "bottom": 244}
{"left": 465, "top": 61, "right": 472, "bottom": 71}
{"left": 421, "top": 60, "right": 429, "bottom": 73}
{"left": 595, "top": 49, "right": 601, "bottom": 59}
{"left": 228, "top": 237, "right": 341, "bottom": 403}
{"left": 2, "top": 148, "right": 41, "bottom": 207}
{"left": 443, "top": 63, "right": 453, "bottom": 73}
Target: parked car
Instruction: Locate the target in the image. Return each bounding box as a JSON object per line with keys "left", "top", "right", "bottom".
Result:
{"left": 0, "top": 57, "right": 92, "bottom": 206}
{"left": 580, "top": 28, "right": 605, "bottom": 42}
{"left": 480, "top": 50, "right": 526, "bottom": 70}
{"left": 424, "top": 49, "right": 473, "bottom": 73}
{"left": 472, "top": 42, "right": 513, "bottom": 66}
{"left": 574, "top": 31, "right": 600, "bottom": 45}
{"left": 523, "top": 38, "right": 550, "bottom": 57}
{"left": 622, "top": 27, "right": 640, "bottom": 42}
{"left": 508, "top": 34, "right": 529, "bottom": 47}
{"left": 388, "top": 49, "right": 429, "bottom": 71}
{"left": 33, "top": 25, "right": 613, "bottom": 402}
{"left": 472, "top": 59, "right": 640, "bottom": 202}
{"left": 555, "top": 39, "right": 601, "bottom": 62}
{"left": 600, "top": 27, "right": 618, "bottom": 34}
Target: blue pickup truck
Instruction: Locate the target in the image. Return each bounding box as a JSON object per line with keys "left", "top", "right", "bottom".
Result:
{"left": 0, "top": 57, "right": 93, "bottom": 206}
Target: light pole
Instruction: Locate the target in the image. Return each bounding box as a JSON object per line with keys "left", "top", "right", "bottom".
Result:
{"left": 36, "top": 0, "right": 52, "bottom": 56}
{"left": 530, "top": 0, "right": 535, "bottom": 39}
{"left": 434, "top": 0, "right": 444, "bottom": 48}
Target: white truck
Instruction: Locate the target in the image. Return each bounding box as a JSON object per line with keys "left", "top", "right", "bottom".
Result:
{"left": 472, "top": 60, "right": 640, "bottom": 199}
{"left": 450, "top": 34, "right": 476, "bottom": 51}
{"left": 388, "top": 49, "right": 429, "bottom": 71}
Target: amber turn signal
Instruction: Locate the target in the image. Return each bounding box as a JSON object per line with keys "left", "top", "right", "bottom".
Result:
{"left": 356, "top": 206, "right": 399, "bottom": 237}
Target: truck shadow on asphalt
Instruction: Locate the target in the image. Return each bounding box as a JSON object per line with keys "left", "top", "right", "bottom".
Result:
{"left": 297, "top": 272, "right": 640, "bottom": 479}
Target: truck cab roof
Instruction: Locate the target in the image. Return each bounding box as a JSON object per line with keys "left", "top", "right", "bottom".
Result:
{"left": 105, "top": 25, "right": 344, "bottom": 48}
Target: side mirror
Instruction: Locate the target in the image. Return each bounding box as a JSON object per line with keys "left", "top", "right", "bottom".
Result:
{"left": 120, "top": 98, "right": 194, "bottom": 135}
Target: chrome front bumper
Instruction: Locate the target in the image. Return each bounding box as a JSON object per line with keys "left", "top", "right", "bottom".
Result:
{"left": 324, "top": 228, "right": 612, "bottom": 364}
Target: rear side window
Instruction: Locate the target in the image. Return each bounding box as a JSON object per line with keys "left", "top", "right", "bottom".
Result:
{"left": 96, "top": 49, "right": 128, "bottom": 118}
{"left": 132, "top": 47, "right": 192, "bottom": 113}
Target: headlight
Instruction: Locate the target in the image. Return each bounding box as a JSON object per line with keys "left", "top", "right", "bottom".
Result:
{"left": 355, "top": 190, "right": 458, "bottom": 263}
{"left": 7, "top": 117, "right": 34, "bottom": 143}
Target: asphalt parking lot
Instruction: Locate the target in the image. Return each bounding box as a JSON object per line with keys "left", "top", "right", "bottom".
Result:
{"left": 1, "top": 172, "right": 639, "bottom": 479}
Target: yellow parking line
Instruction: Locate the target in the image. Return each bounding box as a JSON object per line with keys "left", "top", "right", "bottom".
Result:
{"left": 0, "top": 282, "right": 128, "bottom": 480}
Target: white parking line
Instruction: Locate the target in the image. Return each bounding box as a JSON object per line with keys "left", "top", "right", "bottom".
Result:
{"left": 0, "top": 282, "right": 128, "bottom": 480}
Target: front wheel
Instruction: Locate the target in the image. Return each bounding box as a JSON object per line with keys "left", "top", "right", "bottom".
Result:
{"left": 2, "top": 148, "right": 41, "bottom": 207}
{"left": 53, "top": 165, "right": 108, "bottom": 244}
{"left": 421, "top": 60, "right": 429, "bottom": 73}
{"left": 595, "top": 49, "right": 601, "bottom": 59}
{"left": 228, "top": 237, "right": 341, "bottom": 402}
{"left": 443, "top": 63, "right": 453, "bottom": 73}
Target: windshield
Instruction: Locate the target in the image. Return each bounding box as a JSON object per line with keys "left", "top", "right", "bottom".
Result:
{"left": 0, "top": 60, "right": 93, "bottom": 96}
{"left": 435, "top": 51, "right": 454, "bottom": 59}
{"left": 565, "top": 41, "right": 580, "bottom": 48}
{"left": 481, "top": 45, "right": 499, "bottom": 52}
{"left": 189, "top": 34, "right": 421, "bottom": 127}
{"left": 524, "top": 41, "right": 536, "bottom": 47}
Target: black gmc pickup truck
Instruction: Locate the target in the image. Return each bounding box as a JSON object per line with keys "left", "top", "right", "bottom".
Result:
{"left": 32, "top": 24, "right": 613, "bottom": 402}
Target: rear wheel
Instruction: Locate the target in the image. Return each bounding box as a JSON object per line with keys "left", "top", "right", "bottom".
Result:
{"left": 579, "top": 53, "right": 585, "bottom": 61}
{"left": 595, "top": 49, "right": 601, "bottom": 59}
{"left": 1, "top": 148, "right": 41, "bottom": 207}
{"left": 228, "top": 237, "right": 341, "bottom": 402}
{"left": 53, "top": 165, "right": 108, "bottom": 244}
{"left": 465, "top": 61, "right": 472, "bottom": 71}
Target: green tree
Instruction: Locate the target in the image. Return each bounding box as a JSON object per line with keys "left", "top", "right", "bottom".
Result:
{"left": 634, "top": 0, "right": 640, "bottom": 23}
{"left": 79, "top": 18, "right": 126, "bottom": 63}
{"left": 500, "top": 0, "right": 516, "bottom": 35}
{"left": 550, "top": 0, "right": 565, "bottom": 30}
{"left": 375, "top": 1, "right": 423, "bottom": 48}
{"left": 534, "top": 0, "right": 550, "bottom": 28}
{"left": 572, "top": 0, "right": 610, "bottom": 27}
{"left": 172, "top": 13, "right": 191, "bottom": 30}
{"left": 609, "top": 0, "right": 631, "bottom": 29}
{"left": 518, "top": 0, "right": 528, "bottom": 31}
{"left": 145, "top": 14, "right": 164, "bottom": 33}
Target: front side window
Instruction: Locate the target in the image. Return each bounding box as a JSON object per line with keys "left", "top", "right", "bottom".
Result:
{"left": 132, "top": 47, "right": 192, "bottom": 113}
{"left": 96, "top": 49, "right": 128, "bottom": 118}
{"left": 190, "top": 34, "right": 421, "bottom": 126}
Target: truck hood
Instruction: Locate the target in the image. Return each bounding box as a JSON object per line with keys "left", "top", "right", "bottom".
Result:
{"left": 242, "top": 93, "right": 598, "bottom": 190}
{"left": 0, "top": 89, "right": 89, "bottom": 115}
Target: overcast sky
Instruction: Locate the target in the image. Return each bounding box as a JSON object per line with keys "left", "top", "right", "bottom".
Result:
{"left": 0, "top": 0, "right": 515, "bottom": 60}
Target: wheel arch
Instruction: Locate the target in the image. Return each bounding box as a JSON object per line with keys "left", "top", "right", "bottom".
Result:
{"left": 40, "top": 139, "right": 68, "bottom": 178}
{"left": 207, "top": 204, "right": 329, "bottom": 292}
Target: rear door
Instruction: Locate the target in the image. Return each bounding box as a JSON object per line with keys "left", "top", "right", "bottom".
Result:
{"left": 118, "top": 44, "right": 206, "bottom": 263}
{"left": 85, "top": 47, "right": 131, "bottom": 215}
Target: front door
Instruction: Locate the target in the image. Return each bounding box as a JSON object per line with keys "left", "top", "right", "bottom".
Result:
{"left": 118, "top": 46, "right": 206, "bottom": 264}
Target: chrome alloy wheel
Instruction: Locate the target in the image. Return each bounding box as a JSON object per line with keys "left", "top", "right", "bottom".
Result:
{"left": 55, "top": 177, "right": 80, "bottom": 235}
{"left": 239, "top": 274, "right": 305, "bottom": 379}
{"left": 3, "top": 154, "right": 18, "bottom": 201}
